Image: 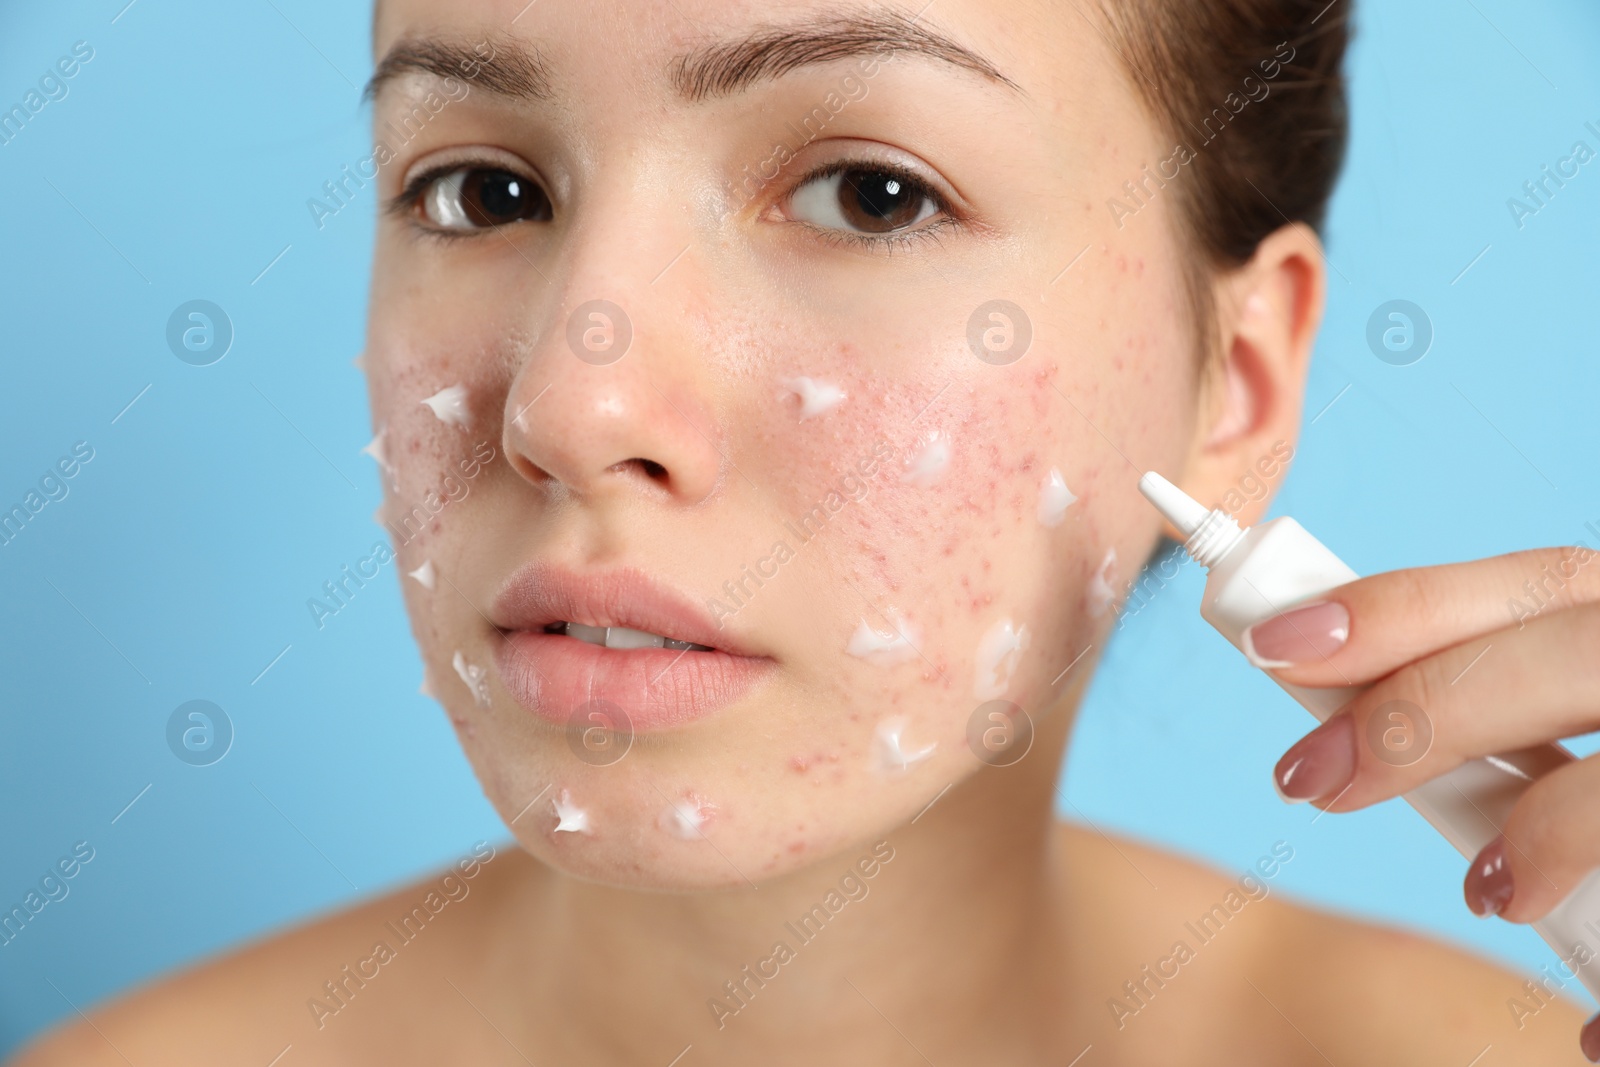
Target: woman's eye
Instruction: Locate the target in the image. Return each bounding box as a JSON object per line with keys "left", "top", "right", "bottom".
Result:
{"left": 418, "top": 167, "right": 552, "bottom": 230}
{"left": 785, "top": 166, "right": 942, "bottom": 235}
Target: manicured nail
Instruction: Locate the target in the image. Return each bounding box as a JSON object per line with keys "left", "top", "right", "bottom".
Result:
{"left": 1243, "top": 601, "right": 1350, "bottom": 668}
{"left": 1273, "top": 713, "right": 1355, "bottom": 802}
{"left": 1464, "top": 837, "right": 1515, "bottom": 918}
{"left": 1581, "top": 1011, "right": 1600, "bottom": 1062}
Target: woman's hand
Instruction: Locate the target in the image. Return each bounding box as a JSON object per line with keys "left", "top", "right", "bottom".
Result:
{"left": 1243, "top": 545, "right": 1600, "bottom": 918}
{"left": 1239, "top": 545, "right": 1600, "bottom": 1050}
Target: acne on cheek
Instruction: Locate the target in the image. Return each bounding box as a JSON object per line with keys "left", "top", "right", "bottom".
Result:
{"left": 365, "top": 330, "right": 513, "bottom": 551}
{"left": 758, "top": 358, "right": 1105, "bottom": 774}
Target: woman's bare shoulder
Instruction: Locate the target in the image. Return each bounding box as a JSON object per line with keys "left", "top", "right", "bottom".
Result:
{"left": 9, "top": 842, "right": 529, "bottom": 1067}
{"left": 1058, "top": 822, "right": 1589, "bottom": 1065}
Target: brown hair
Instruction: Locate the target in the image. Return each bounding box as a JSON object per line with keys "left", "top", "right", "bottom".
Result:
{"left": 1094, "top": 0, "right": 1351, "bottom": 332}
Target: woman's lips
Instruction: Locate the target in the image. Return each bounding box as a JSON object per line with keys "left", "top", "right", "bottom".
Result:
{"left": 494, "top": 632, "right": 771, "bottom": 731}
{"left": 489, "top": 564, "right": 773, "bottom": 731}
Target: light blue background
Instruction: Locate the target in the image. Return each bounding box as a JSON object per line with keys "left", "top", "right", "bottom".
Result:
{"left": 1, "top": 0, "right": 1598, "bottom": 1055}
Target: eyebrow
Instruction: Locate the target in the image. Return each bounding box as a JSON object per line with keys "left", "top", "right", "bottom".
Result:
{"left": 365, "top": 13, "right": 1019, "bottom": 106}
{"left": 363, "top": 34, "right": 552, "bottom": 103}
{"left": 671, "top": 12, "right": 1022, "bottom": 100}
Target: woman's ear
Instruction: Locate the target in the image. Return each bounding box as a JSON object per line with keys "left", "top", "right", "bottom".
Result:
{"left": 1173, "top": 222, "right": 1326, "bottom": 527}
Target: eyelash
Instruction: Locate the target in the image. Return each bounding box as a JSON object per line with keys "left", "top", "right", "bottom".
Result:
{"left": 385, "top": 156, "right": 959, "bottom": 250}
{"left": 783, "top": 159, "right": 958, "bottom": 253}
{"left": 384, "top": 161, "right": 535, "bottom": 241}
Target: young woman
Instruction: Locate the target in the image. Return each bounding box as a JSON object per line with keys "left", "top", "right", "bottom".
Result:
{"left": 17, "top": 0, "right": 1600, "bottom": 1062}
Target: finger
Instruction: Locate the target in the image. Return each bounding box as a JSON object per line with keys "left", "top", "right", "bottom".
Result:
{"left": 1240, "top": 546, "right": 1600, "bottom": 688}
{"left": 1463, "top": 753, "right": 1600, "bottom": 925}
{"left": 1269, "top": 602, "right": 1600, "bottom": 810}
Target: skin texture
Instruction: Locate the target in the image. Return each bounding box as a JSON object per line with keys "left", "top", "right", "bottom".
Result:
{"left": 11, "top": 0, "right": 1598, "bottom": 1063}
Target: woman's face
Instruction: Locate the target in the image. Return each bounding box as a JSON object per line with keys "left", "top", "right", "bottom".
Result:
{"left": 365, "top": 0, "right": 1199, "bottom": 888}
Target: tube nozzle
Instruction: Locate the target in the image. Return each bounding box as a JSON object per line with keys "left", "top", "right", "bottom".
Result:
{"left": 1138, "top": 472, "right": 1211, "bottom": 538}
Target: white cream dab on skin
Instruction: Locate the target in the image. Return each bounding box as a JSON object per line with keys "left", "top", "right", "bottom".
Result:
{"left": 451, "top": 650, "right": 490, "bottom": 708}
{"left": 780, "top": 376, "right": 846, "bottom": 419}
{"left": 1087, "top": 548, "right": 1119, "bottom": 618}
{"left": 361, "top": 428, "right": 389, "bottom": 470}
{"left": 846, "top": 612, "right": 920, "bottom": 665}
{"left": 1037, "top": 467, "right": 1077, "bottom": 526}
{"left": 408, "top": 560, "right": 436, "bottom": 590}
{"left": 420, "top": 384, "right": 471, "bottom": 428}
{"left": 552, "top": 789, "right": 590, "bottom": 834}
{"left": 659, "top": 794, "right": 714, "bottom": 839}
{"left": 973, "top": 618, "right": 1030, "bottom": 700}
{"left": 873, "top": 716, "right": 937, "bottom": 772}
{"left": 900, "top": 429, "right": 951, "bottom": 486}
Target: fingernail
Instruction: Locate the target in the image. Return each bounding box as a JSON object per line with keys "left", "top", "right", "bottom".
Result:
{"left": 1581, "top": 1011, "right": 1600, "bottom": 1062}
{"left": 1243, "top": 601, "right": 1350, "bottom": 668}
{"left": 1273, "top": 713, "right": 1355, "bottom": 802}
{"left": 1464, "top": 837, "right": 1515, "bottom": 918}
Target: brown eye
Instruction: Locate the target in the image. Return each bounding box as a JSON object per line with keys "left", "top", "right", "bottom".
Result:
{"left": 786, "top": 165, "right": 941, "bottom": 235}
{"left": 420, "top": 167, "right": 553, "bottom": 230}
